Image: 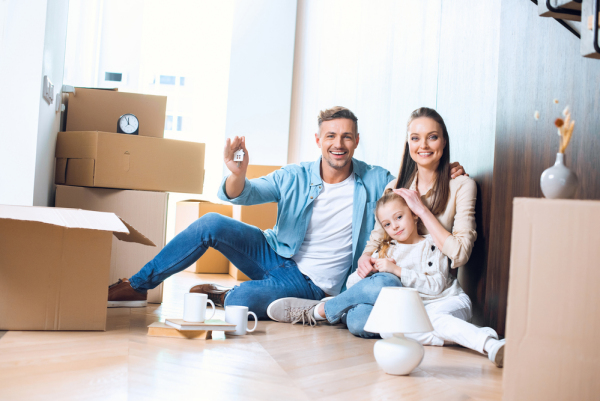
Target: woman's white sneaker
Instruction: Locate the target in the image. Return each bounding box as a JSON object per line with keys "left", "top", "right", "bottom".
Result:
{"left": 487, "top": 339, "right": 506, "bottom": 367}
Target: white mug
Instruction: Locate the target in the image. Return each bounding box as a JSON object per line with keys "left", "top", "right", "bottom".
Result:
{"left": 225, "top": 305, "right": 258, "bottom": 336}
{"left": 183, "top": 293, "right": 215, "bottom": 323}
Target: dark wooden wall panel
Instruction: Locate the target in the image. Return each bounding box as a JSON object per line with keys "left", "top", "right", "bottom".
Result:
{"left": 485, "top": 0, "right": 600, "bottom": 335}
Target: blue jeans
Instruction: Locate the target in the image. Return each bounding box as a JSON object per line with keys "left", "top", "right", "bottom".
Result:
{"left": 129, "top": 213, "right": 325, "bottom": 319}
{"left": 324, "top": 272, "right": 403, "bottom": 339}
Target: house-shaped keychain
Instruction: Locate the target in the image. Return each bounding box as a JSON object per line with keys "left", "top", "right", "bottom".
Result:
{"left": 234, "top": 149, "right": 245, "bottom": 167}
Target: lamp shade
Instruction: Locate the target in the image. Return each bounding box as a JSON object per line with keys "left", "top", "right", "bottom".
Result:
{"left": 364, "top": 287, "right": 433, "bottom": 334}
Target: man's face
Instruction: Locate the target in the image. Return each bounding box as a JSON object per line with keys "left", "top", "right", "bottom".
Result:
{"left": 315, "top": 118, "right": 359, "bottom": 170}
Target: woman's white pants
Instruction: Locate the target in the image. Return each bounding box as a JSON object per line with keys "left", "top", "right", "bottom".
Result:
{"left": 404, "top": 293, "right": 495, "bottom": 354}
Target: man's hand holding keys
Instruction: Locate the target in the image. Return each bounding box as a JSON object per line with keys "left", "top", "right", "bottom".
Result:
{"left": 224, "top": 136, "right": 250, "bottom": 199}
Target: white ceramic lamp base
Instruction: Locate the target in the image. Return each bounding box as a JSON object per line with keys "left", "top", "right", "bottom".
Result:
{"left": 373, "top": 333, "right": 424, "bottom": 375}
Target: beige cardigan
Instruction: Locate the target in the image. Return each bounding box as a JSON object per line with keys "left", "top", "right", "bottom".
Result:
{"left": 363, "top": 175, "right": 477, "bottom": 268}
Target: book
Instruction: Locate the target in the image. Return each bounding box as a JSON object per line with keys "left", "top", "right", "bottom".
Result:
{"left": 164, "top": 318, "right": 237, "bottom": 331}
{"left": 147, "top": 322, "right": 212, "bottom": 340}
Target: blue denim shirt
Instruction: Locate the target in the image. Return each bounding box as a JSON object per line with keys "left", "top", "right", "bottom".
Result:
{"left": 217, "top": 157, "right": 394, "bottom": 276}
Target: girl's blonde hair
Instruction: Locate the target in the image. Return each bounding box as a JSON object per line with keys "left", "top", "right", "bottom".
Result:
{"left": 375, "top": 189, "right": 414, "bottom": 258}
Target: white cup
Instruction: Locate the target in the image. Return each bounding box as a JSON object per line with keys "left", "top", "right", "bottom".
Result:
{"left": 225, "top": 305, "right": 258, "bottom": 336}
{"left": 183, "top": 293, "right": 215, "bottom": 323}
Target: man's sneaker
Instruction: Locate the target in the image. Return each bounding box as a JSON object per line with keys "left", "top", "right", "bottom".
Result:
{"left": 267, "top": 297, "right": 321, "bottom": 326}
{"left": 488, "top": 339, "right": 506, "bottom": 368}
{"left": 189, "top": 283, "right": 231, "bottom": 307}
{"left": 108, "top": 278, "right": 147, "bottom": 308}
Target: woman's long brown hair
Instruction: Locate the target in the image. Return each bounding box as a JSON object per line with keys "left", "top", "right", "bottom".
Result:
{"left": 396, "top": 107, "right": 450, "bottom": 216}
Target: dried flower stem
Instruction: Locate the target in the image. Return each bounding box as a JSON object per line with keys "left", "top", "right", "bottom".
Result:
{"left": 558, "top": 109, "right": 575, "bottom": 153}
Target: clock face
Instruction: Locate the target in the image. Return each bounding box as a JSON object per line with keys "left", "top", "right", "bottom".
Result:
{"left": 119, "top": 114, "right": 139, "bottom": 134}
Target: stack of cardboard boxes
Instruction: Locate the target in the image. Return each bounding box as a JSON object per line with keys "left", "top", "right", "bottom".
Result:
{"left": 54, "top": 88, "right": 206, "bottom": 304}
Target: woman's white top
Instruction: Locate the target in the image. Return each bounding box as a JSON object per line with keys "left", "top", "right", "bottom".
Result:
{"left": 346, "top": 235, "right": 464, "bottom": 305}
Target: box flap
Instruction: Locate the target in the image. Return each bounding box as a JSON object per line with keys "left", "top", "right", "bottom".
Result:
{"left": 114, "top": 218, "right": 156, "bottom": 247}
{"left": 0, "top": 205, "right": 127, "bottom": 232}
{"left": 0, "top": 206, "right": 153, "bottom": 246}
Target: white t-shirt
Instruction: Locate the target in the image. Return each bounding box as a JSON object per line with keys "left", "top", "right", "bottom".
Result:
{"left": 292, "top": 173, "right": 355, "bottom": 296}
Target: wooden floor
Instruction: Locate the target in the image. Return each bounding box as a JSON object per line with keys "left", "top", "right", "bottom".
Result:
{"left": 0, "top": 272, "right": 503, "bottom": 401}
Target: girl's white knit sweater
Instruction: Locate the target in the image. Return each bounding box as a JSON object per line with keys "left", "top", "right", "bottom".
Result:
{"left": 346, "top": 235, "right": 464, "bottom": 305}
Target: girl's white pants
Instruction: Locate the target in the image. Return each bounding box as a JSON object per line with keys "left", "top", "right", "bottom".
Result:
{"left": 403, "top": 293, "right": 496, "bottom": 354}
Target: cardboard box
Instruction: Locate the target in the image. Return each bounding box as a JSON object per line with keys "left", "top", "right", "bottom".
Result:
{"left": 55, "top": 185, "right": 168, "bottom": 303}
{"left": 504, "top": 198, "right": 600, "bottom": 400}
{"left": 66, "top": 87, "right": 167, "bottom": 138}
{"left": 229, "top": 165, "right": 281, "bottom": 281}
{"left": 175, "top": 201, "right": 232, "bottom": 274}
{"left": 0, "top": 205, "right": 153, "bottom": 331}
{"left": 55, "top": 131, "right": 205, "bottom": 193}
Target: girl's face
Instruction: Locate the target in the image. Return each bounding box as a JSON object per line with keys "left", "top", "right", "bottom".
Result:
{"left": 408, "top": 117, "right": 446, "bottom": 170}
{"left": 377, "top": 200, "right": 420, "bottom": 243}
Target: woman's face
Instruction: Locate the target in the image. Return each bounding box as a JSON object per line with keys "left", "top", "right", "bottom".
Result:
{"left": 408, "top": 117, "right": 446, "bottom": 170}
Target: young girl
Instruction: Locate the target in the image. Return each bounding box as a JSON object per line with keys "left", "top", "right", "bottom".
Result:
{"left": 344, "top": 189, "right": 505, "bottom": 367}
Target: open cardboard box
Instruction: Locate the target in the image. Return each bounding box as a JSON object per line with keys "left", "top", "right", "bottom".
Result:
{"left": 0, "top": 205, "right": 154, "bottom": 331}
{"left": 55, "top": 185, "right": 168, "bottom": 304}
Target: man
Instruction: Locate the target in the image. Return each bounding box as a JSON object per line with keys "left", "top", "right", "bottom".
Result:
{"left": 108, "top": 106, "right": 464, "bottom": 320}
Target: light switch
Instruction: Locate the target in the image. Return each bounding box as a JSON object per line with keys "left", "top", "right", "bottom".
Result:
{"left": 43, "top": 75, "right": 54, "bottom": 104}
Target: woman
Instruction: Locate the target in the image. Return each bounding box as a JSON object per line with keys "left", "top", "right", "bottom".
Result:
{"left": 268, "top": 107, "right": 505, "bottom": 366}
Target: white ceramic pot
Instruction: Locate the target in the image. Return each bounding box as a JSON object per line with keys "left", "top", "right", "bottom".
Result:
{"left": 373, "top": 333, "right": 424, "bottom": 375}
{"left": 540, "top": 153, "right": 578, "bottom": 199}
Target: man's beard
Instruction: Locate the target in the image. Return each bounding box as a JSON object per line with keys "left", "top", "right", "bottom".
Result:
{"left": 325, "top": 156, "right": 350, "bottom": 170}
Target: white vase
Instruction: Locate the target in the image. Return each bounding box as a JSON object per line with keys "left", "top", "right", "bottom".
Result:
{"left": 540, "top": 153, "right": 578, "bottom": 199}
{"left": 373, "top": 333, "right": 424, "bottom": 375}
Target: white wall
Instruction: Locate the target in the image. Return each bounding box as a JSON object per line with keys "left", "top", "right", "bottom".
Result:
{"left": 33, "top": 0, "right": 70, "bottom": 206}
{"left": 0, "top": 0, "right": 48, "bottom": 206}
{"left": 225, "top": 0, "right": 297, "bottom": 168}
{"left": 62, "top": 0, "right": 104, "bottom": 87}
{"left": 0, "top": 0, "right": 69, "bottom": 207}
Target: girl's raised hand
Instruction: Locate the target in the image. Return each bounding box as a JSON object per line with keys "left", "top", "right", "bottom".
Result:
{"left": 393, "top": 188, "right": 428, "bottom": 217}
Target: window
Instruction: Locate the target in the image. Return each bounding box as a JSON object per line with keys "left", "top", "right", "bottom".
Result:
{"left": 159, "top": 75, "right": 176, "bottom": 85}
{"left": 165, "top": 115, "right": 183, "bottom": 131}
{"left": 179, "top": 77, "right": 185, "bottom": 86}
{"left": 105, "top": 72, "right": 122, "bottom": 82}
